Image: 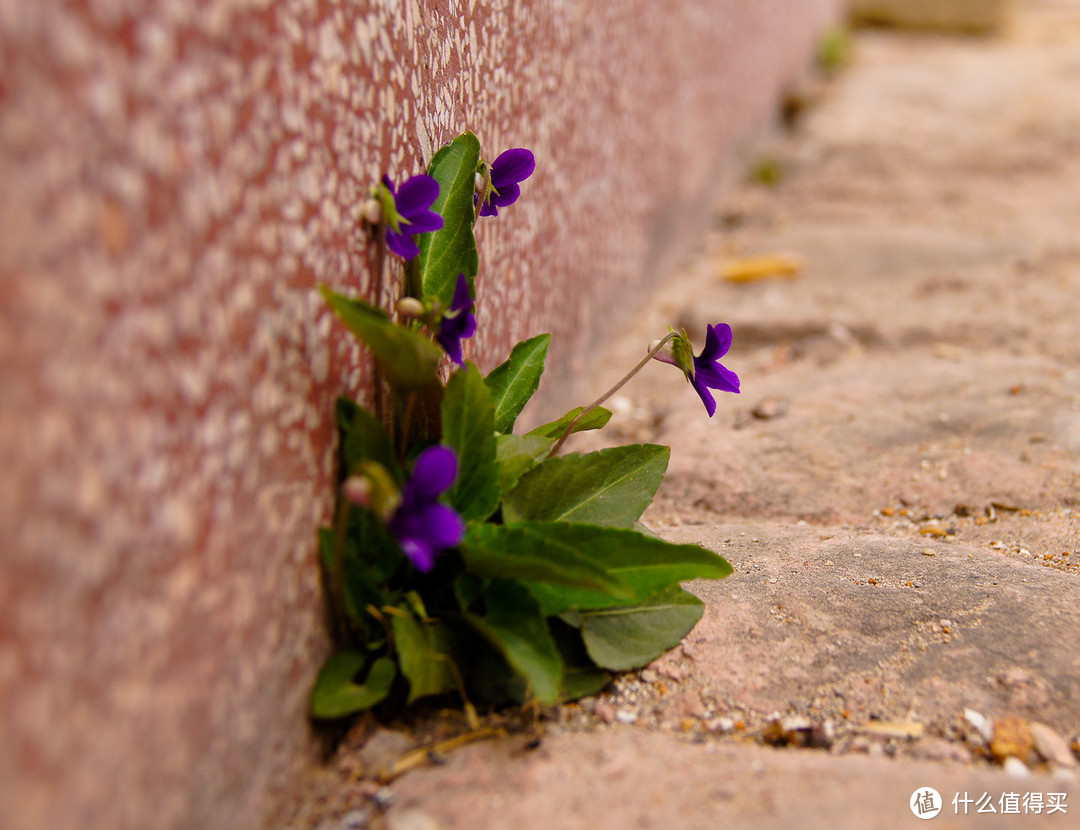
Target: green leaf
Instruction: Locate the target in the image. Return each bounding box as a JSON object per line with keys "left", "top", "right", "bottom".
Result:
{"left": 580, "top": 586, "right": 705, "bottom": 671}
{"left": 494, "top": 433, "right": 554, "bottom": 496}
{"left": 502, "top": 444, "right": 670, "bottom": 527}
{"left": 336, "top": 397, "right": 401, "bottom": 482}
{"left": 633, "top": 521, "right": 663, "bottom": 540}
{"left": 457, "top": 578, "right": 563, "bottom": 705}
{"left": 321, "top": 287, "right": 442, "bottom": 392}
{"left": 441, "top": 364, "right": 500, "bottom": 521}
{"left": 516, "top": 524, "right": 732, "bottom": 615}
{"left": 484, "top": 334, "right": 551, "bottom": 434}
{"left": 526, "top": 406, "right": 613, "bottom": 439}
{"left": 459, "top": 522, "right": 632, "bottom": 599}
{"left": 391, "top": 611, "right": 460, "bottom": 704}
{"left": 412, "top": 132, "right": 482, "bottom": 306}
{"left": 318, "top": 526, "right": 396, "bottom": 632}
{"left": 310, "top": 652, "right": 396, "bottom": 718}
{"left": 550, "top": 617, "right": 612, "bottom": 701}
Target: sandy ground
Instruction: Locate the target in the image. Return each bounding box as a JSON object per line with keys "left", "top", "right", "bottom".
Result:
{"left": 290, "top": 3, "right": 1080, "bottom": 828}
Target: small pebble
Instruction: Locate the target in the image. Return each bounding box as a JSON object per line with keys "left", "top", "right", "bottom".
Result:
{"left": 707, "top": 717, "right": 736, "bottom": 734}
{"left": 616, "top": 709, "right": 639, "bottom": 725}
{"left": 340, "top": 808, "right": 373, "bottom": 829}
{"left": 909, "top": 736, "right": 973, "bottom": 764}
{"left": 1051, "top": 766, "right": 1078, "bottom": 784}
{"left": 1003, "top": 756, "right": 1030, "bottom": 777}
{"left": 751, "top": 396, "right": 788, "bottom": 420}
{"left": 963, "top": 709, "right": 994, "bottom": 744}
{"left": 657, "top": 663, "right": 684, "bottom": 682}
{"left": 372, "top": 787, "right": 396, "bottom": 811}
{"left": 1031, "top": 722, "right": 1078, "bottom": 768}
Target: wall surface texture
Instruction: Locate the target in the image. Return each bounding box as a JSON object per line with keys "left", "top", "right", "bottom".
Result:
{"left": 0, "top": 1, "right": 842, "bottom": 829}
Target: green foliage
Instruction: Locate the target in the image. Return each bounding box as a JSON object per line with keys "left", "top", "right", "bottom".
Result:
{"left": 817, "top": 26, "right": 851, "bottom": 75}
{"left": 493, "top": 433, "right": 554, "bottom": 495}
{"left": 458, "top": 577, "right": 562, "bottom": 704}
{"left": 459, "top": 521, "right": 633, "bottom": 598}
{"left": 527, "top": 406, "right": 613, "bottom": 439}
{"left": 320, "top": 288, "right": 442, "bottom": 392}
{"left": 485, "top": 333, "right": 551, "bottom": 434}
{"left": 310, "top": 652, "right": 396, "bottom": 719}
{"left": 748, "top": 155, "right": 783, "bottom": 187}
{"left": 501, "top": 444, "right": 669, "bottom": 527}
{"left": 579, "top": 586, "right": 705, "bottom": 671}
{"left": 392, "top": 610, "right": 461, "bottom": 704}
{"left": 312, "top": 131, "right": 737, "bottom": 720}
{"left": 412, "top": 132, "right": 482, "bottom": 305}
{"left": 441, "top": 364, "right": 500, "bottom": 521}
{"left": 516, "top": 525, "right": 731, "bottom": 615}
{"left": 337, "top": 397, "right": 400, "bottom": 481}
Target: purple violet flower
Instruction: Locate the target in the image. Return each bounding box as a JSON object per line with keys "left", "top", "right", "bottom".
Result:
{"left": 435, "top": 274, "right": 477, "bottom": 365}
{"left": 388, "top": 445, "right": 464, "bottom": 572}
{"left": 654, "top": 324, "right": 740, "bottom": 417}
{"left": 381, "top": 174, "right": 444, "bottom": 260}
{"left": 477, "top": 148, "right": 535, "bottom": 217}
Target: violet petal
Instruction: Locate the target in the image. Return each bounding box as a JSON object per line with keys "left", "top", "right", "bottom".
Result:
{"left": 700, "top": 323, "right": 733, "bottom": 360}
{"left": 396, "top": 174, "right": 440, "bottom": 214}
{"left": 409, "top": 445, "right": 458, "bottom": 500}
{"left": 491, "top": 148, "right": 536, "bottom": 187}
{"left": 691, "top": 379, "right": 718, "bottom": 418}
{"left": 415, "top": 502, "right": 465, "bottom": 549}
{"left": 386, "top": 228, "right": 419, "bottom": 260}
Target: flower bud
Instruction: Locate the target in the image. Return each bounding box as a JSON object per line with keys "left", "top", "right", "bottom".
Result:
{"left": 475, "top": 171, "right": 486, "bottom": 193}
{"left": 342, "top": 475, "right": 372, "bottom": 508}
{"left": 344, "top": 462, "right": 401, "bottom": 521}
{"left": 648, "top": 338, "right": 677, "bottom": 366}
{"left": 362, "top": 197, "right": 383, "bottom": 225}
{"left": 397, "top": 297, "right": 425, "bottom": 319}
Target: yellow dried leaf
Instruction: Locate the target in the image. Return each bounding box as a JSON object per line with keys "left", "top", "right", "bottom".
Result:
{"left": 719, "top": 254, "right": 802, "bottom": 283}
{"left": 857, "top": 720, "right": 925, "bottom": 739}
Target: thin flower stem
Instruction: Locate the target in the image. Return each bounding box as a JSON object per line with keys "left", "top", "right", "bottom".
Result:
{"left": 474, "top": 166, "right": 491, "bottom": 222}
{"left": 548, "top": 332, "right": 678, "bottom": 457}
{"left": 371, "top": 223, "right": 388, "bottom": 426}
{"left": 399, "top": 392, "right": 417, "bottom": 459}
{"left": 329, "top": 487, "right": 352, "bottom": 645}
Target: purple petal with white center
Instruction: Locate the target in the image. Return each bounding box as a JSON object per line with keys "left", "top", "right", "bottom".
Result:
{"left": 436, "top": 274, "right": 477, "bottom": 364}
{"left": 400, "top": 537, "right": 437, "bottom": 572}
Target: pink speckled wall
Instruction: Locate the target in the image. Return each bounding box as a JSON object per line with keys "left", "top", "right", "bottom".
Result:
{"left": 0, "top": 2, "right": 841, "bottom": 829}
